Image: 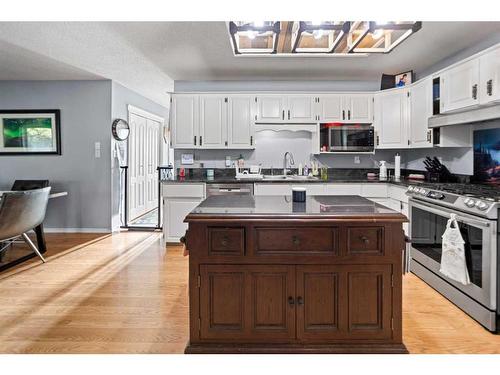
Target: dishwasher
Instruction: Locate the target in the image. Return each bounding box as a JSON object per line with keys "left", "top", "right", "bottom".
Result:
{"left": 206, "top": 183, "right": 254, "bottom": 197}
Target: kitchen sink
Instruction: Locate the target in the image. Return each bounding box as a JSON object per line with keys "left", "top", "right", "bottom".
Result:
{"left": 262, "top": 175, "right": 319, "bottom": 181}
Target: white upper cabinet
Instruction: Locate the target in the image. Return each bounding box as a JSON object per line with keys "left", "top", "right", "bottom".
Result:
{"left": 286, "top": 95, "right": 317, "bottom": 122}
{"left": 171, "top": 94, "right": 199, "bottom": 148}
{"left": 317, "top": 94, "right": 343, "bottom": 122}
{"left": 374, "top": 89, "right": 409, "bottom": 149}
{"left": 409, "top": 77, "right": 433, "bottom": 148}
{"left": 228, "top": 95, "right": 255, "bottom": 148}
{"left": 440, "top": 58, "right": 480, "bottom": 113}
{"left": 479, "top": 46, "right": 500, "bottom": 105}
{"left": 343, "top": 94, "right": 373, "bottom": 123}
{"left": 256, "top": 95, "right": 287, "bottom": 123}
{"left": 199, "top": 95, "right": 227, "bottom": 149}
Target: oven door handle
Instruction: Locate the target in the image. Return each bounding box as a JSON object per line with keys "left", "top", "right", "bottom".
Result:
{"left": 409, "top": 199, "right": 491, "bottom": 228}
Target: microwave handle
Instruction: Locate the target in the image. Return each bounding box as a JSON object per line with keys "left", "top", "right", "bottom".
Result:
{"left": 409, "top": 199, "right": 491, "bottom": 228}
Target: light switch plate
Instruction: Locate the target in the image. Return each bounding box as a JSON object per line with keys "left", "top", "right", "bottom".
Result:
{"left": 354, "top": 156, "right": 360, "bottom": 164}
{"left": 181, "top": 153, "right": 194, "bottom": 165}
{"left": 95, "top": 142, "right": 101, "bottom": 158}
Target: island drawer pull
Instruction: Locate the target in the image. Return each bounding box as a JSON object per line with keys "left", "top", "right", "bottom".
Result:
{"left": 288, "top": 296, "right": 295, "bottom": 306}
{"left": 360, "top": 236, "right": 370, "bottom": 243}
{"left": 292, "top": 236, "right": 300, "bottom": 246}
{"left": 220, "top": 236, "right": 229, "bottom": 247}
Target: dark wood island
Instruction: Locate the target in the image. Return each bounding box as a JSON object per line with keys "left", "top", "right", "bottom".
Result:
{"left": 184, "top": 195, "right": 408, "bottom": 354}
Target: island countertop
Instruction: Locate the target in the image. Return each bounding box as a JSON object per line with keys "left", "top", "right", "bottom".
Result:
{"left": 186, "top": 194, "right": 408, "bottom": 221}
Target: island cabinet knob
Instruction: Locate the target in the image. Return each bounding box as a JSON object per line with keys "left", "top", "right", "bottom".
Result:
{"left": 297, "top": 296, "right": 304, "bottom": 305}
{"left": 292, "top": 235, "right": 300, "bottom": 246}
{"left": 220, "top": 236, "right": 229, "bottom": 247}
{"left": 360, "top": 236, "right": 370, "bottom": 244}
{"left": 288, "top": 296, "right": 295, "bottom": 306}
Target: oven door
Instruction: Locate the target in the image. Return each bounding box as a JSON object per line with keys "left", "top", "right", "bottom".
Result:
{"left": 329, "top": 126, "right": 374, "bottom": 152}
{"left": 409, "top": 198, "right": 497, "bottom": 310}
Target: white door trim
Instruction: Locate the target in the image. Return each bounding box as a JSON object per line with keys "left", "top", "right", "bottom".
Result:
{"left": 127, "top": 105, "right": 164, "bottom": 124}
{"left": 127, "top": 105, "right": 165, "bottom": 225}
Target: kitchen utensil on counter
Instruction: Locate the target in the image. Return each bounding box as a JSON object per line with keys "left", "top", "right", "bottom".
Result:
{"left": 423, "top": 156, "right": 457, "bottom": 182}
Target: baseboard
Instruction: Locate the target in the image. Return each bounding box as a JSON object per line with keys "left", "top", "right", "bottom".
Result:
{"left": 44, "top": 228, "right": 111, "bottom": 233}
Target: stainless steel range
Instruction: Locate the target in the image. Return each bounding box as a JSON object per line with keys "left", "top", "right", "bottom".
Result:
{"left": 406, "top": 183, "right": 499, "bottom": 331}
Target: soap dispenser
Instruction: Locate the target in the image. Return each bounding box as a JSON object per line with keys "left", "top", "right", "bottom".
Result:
{"left": 379, "top": 161, "right": 387, "bottom": 181}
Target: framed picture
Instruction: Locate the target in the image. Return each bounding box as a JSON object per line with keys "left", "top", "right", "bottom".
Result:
{"left": 0, "top": 109, "right": 61, "bottom": 155}
{"left": 395, "top": 71, "right": 414, "bottom": 88}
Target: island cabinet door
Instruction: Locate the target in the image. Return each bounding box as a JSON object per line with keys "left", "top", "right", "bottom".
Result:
{"left": 346, "top": 265, "right": 393, "bottom": 340}
{"left": 199, "top": 265, "right": 296, "bottom": 342}
{"left": 296, "top": 265, "right": 347, "bottom": 341}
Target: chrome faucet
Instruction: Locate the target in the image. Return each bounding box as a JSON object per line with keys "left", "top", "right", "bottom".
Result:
{"left": 283, "top": 152, "right": 295, "bottom": 176}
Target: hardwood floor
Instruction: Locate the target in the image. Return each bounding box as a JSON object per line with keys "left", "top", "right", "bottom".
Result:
{"left": 0, "top": 232, "right": 499, "bottom": 354}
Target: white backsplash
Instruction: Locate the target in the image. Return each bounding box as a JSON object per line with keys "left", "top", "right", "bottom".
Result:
{"left": 175, "top": 130, "right": 474, "bottom": 173}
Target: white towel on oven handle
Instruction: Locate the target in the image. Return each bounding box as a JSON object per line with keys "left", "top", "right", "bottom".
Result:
{"left": 439, "top": 213, "right": 471, "bottom": 285}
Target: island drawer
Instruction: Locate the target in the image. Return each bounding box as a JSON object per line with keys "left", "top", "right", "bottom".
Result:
{"left": 346, "top": 226, "right": 384, "bottom": 256}
{"left": 208, "top": 227, "right": 245, "bottom": 255}
{"left": 254, "top": 227, "right": 339, "bottom": 255}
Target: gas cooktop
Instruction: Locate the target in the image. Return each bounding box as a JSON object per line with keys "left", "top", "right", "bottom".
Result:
{"left": 406, "top": 183, "right": 500, "bottom": 219}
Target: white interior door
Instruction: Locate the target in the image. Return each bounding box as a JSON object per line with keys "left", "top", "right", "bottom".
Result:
{"left": 129, "top": 113, "right": 147, "bottom": 220}
{"left": 145, "top": 119, "right": 160, "bottom": 212}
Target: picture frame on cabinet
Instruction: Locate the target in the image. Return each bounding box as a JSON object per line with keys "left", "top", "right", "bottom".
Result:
{"left": 0, "top": 109, "right": 61, "bottom": 155}
{"left": 395, "top": 70, "right": 414, "bottom": 87}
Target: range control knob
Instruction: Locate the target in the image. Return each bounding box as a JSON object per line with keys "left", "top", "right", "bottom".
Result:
{"left": 428, "top": 191, "right": 445, "bottom": 200}
{"left": 464, "top": 198, "right": 476, "bottom": 208}
{"left": 476, "top": 201, "right": 489, "bottom": 211}
{"left": 408, "top": 186, "right": 415, "bottom": 192}
{"left": 420, "top": 188, "right": 428, "bottom": 195}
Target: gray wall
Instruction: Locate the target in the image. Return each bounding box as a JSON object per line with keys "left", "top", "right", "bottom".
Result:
{"left": 0, "top": 80, "right": 112, "bottom": 231}
{"left": 174, "top": 80, "right": 380, "bottom": 92}
{"left": 111, "top": 82, "right": 170, "bottom": 230}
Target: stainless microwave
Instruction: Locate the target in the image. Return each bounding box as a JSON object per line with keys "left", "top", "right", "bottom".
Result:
{"left": 320, "top": 124, "right": 374, "bottom": 152}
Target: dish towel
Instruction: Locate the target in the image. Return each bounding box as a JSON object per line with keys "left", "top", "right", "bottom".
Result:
{"left": 439, "top": 214, "right": 471, "bottom": 285}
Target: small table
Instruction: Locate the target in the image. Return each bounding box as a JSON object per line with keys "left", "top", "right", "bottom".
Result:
{"left": 0, "top": 191, "right": 68, "bottom": 271}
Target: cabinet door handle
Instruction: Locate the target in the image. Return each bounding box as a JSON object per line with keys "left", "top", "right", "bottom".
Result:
{"left": 487, "top": 79, "right": 493, "bottom": 96}
{"left": 297, "top": 296, "right": 304, "bottom": 305}
{"left": 288, "top": 110, "right": 290, "bottom": 120}
{"left": 282, "top": 110, "right": 285, "bottom": 120}
{"left": 199, "top": 136, "right": 202, "bottom": 146}
{"left": 288, "top": 296, "right": 295, "bottom": 306}
{"left": 348, "top": 110, "right": 351, "bottom": 120}
{"left": 427, "top": 130, "right": 432, "bottom": 143}
{"left": 472, "top": 84, "right": 478, "bottom": 100}
{"left": 194, "top": 136, "right": 197, "bottom": 146}
{"left": 221, "top": 236, "right": 229, "bottom": 247}
{"left": 342, "top": 110, "right": 345, "bottom": 120}
{"left": 225, "top": 141, "right": 228, "bottom": 146}
{"left": 250, "top": 136, "right": 253, "bottom": 146}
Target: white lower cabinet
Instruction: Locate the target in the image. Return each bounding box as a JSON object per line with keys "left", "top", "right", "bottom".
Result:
{"left": 162, "top": 183, "right": 205, "bottom": 242}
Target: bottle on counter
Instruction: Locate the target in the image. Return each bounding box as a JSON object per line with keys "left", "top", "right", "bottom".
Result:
{"left": 303, "top": 164, "right": 309, "bottom": 176}
{"left": 379, "top": 161, "right": 387, "bottom": 181}
{"left": 298, "top": 163, "right": 303, "bottom": 176}
{"left": 237, "top": 154, "right": 245, "bottom": 169}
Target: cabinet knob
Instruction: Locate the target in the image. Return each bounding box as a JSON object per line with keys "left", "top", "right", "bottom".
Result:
{"left": 297, "top": 296, "right": 304, "bottom": 305}
{"left": 288, "top": 296, "right": 295, "bottom": 306}
{"left": 292, "top": 235, "right": 300, "bottom": 246}
{"left": 360, "top": 236, "right": 370, "bottom": 244}
{"left": 221, "top": 236, "right": 229, "bottom": 247}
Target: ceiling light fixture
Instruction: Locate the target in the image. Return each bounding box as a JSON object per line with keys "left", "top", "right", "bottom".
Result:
{"left": 228, "top": 21, "right": 281, "bottom": 54}
{"left": 227, "top": 21, "right": 422, "bottom": 56}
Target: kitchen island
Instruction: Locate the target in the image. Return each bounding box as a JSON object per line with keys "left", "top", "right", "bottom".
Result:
{"left": 184, "top": 195, "right": 408, "bottom": 354}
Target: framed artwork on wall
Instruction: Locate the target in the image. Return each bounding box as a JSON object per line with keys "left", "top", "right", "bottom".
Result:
{"left": 0, "top": 109, "right": 61, "bottom": 155}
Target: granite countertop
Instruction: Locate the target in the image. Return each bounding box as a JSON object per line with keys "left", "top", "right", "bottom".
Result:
{"left": 162, "top": 175, "right": 414, "bottom": 186}
{"left": 186, "top": 195, "right": 407, "bottom": 220}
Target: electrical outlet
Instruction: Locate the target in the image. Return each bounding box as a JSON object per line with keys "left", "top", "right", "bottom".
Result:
{"left": 94, "top": 142, "right": 101, "bottom": 158}
{"left": 354, "top": 156, "right": 361, "bottom": 164}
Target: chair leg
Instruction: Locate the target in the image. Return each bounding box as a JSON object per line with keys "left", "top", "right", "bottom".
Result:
{"left": 21, "top": 233, "right": 46, "bottom": 263}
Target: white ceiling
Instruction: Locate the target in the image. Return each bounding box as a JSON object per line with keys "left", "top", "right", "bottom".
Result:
{"left": 1, "top": 22, "right": 500, "bottom": 104}
{"left": 104, "top": 21, "right": 500, "bottom": 80}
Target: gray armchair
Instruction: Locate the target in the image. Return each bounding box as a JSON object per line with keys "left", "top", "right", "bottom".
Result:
{"left": 0, "top": 187, "right": 51, "bottom": 263}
